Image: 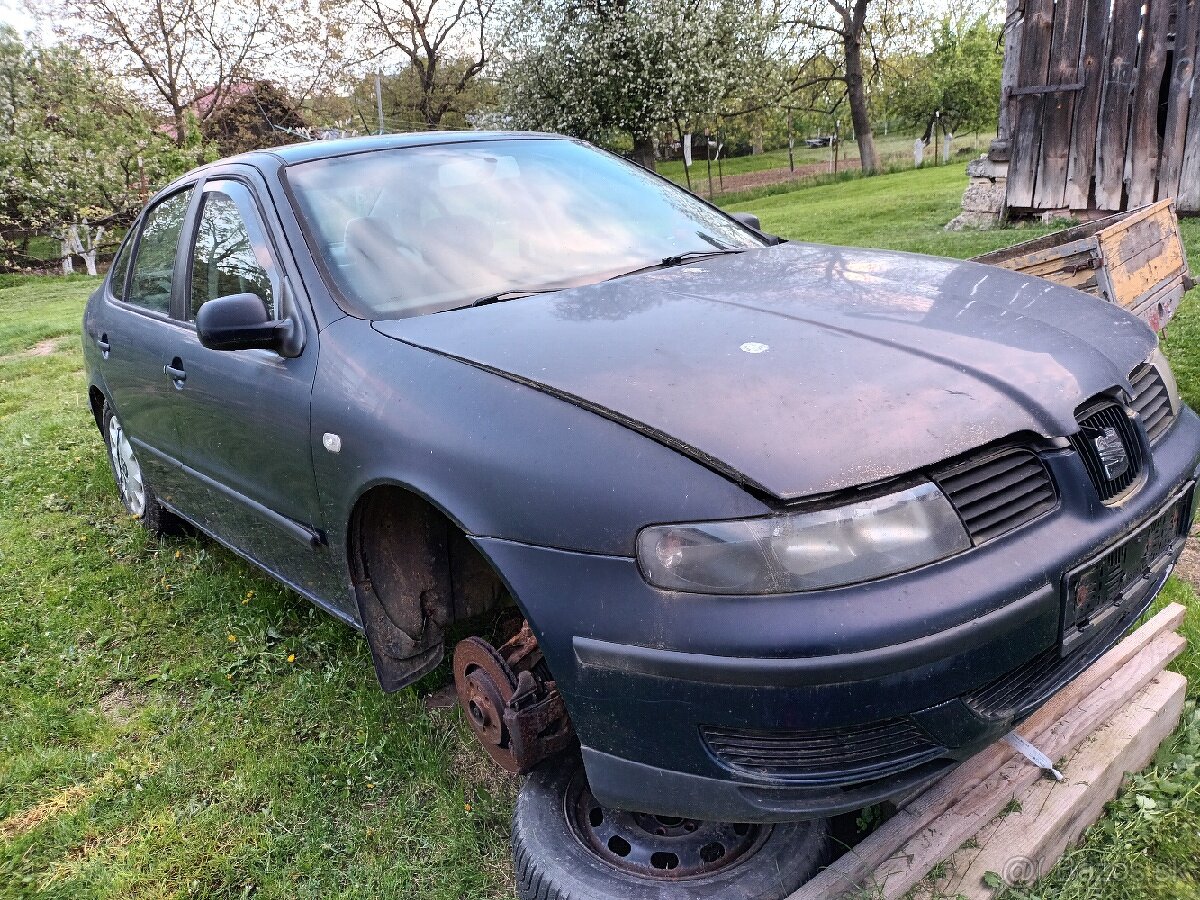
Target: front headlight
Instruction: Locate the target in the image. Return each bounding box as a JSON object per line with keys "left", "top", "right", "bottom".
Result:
{"left": 636, "top": 483, "right": 971, "bottom": 594}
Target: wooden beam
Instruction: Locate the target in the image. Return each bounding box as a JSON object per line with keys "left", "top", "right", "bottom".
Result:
{"left": 1007, "top": 0, "right": 1059, "bottom": 208}
{"left": 1065, "top": 0, "right": 1114, "bottom": 209}
{"left": 1095, "top": 0, "right": 1143, "bottom": 209}
{"left": 914, "top": 672, "right": 1187, "bottom": 899}
{"left": 1033, "top": 0, "right": 1088, "bottom": 209}
{"left": 1128, "top": 0, "right": 1174, "bottom": 206}
{"left": 1178, "top": 6, "right": 1200, "bottom": 210}
{"left": 790, "top": 603, "right": 1187, "bottom": 900}
{"left": 1157, "top": 0, "right": 1198, "bottom": 200}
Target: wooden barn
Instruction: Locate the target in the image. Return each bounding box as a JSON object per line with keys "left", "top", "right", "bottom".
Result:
{"left": 992, "top": 0, "right": 1200, "bottom": 217}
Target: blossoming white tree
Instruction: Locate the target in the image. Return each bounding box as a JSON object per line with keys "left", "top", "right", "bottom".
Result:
{"left": 502, "top": 0, "right": 773, "bottom": 171}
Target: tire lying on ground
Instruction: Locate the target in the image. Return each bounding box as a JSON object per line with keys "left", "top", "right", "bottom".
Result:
{"left": 513, "top": 754, "right": 829, "bottom": 899}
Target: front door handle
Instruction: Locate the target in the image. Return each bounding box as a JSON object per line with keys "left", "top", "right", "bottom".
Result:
{"left": 164, "top": 358, "right": 187, "bottom": 387}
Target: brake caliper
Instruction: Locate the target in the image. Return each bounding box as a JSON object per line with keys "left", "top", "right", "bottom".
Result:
{"left": 453, "top": 621, "right": 575, "bottom": 773}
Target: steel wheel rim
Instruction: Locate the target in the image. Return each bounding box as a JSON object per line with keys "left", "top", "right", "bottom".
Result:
{"left": 108, "top": 414, "right": 146, "bottom": 516}
{"left": 563, "top": 767, "right": 767, "bottom": 881}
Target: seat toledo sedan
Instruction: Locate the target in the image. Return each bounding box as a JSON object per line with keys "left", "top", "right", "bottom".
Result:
{"left": 83, "top": 132, "right": 1200, "bottom": 899}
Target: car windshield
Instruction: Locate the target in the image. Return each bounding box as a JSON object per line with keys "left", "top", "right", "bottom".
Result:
{"left": 284, "top": 138, "right": 767, "bottom": 319}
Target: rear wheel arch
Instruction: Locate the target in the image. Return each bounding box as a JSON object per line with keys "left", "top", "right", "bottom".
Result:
{"left": 88, "top": 384, "right": 106, "bottom": 431}
{"left": 346, "top": 482, "right": 518, "bottom": 691}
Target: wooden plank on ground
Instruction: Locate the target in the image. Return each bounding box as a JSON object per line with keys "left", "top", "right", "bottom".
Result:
{"left": 1007, "top": 0, "right": 1059, "bottom": 209}
{"left": 1095, "top": 0, "right": 1143, "bottom": 209}
{"left": 1127, "top": 0, "right": 1174, "bottom": 206}
{"left": 1157, "top": 0, "right": 1199, "bottom": 200}
{"left": 914, "top": 671, "right": 1187, "bottom": 899}
{"left": 853, "top": 632, "right": 1185, "bottom": 900}
{"left": 1065, "top": 0, "right": 1113, "bottom": 209}
{"left": 790, "top": 603, "right": 1187, "bottom": 900}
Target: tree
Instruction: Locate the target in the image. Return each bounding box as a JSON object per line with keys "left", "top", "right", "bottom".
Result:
{"left": 893, "top": 14, "right": 1003, "bottom": 142}
{"left": 200, "top": 80, "right": 310, "bottom": 155}
{"left": 0, "top": 27, "right": 197, "bottom": 273}
{"left": 502, "top": 0, "right": 771, "bottom": 170}
{"left": 353, "top": 0, "right": 509, "bottom": 128}
{"left": 783, "top": 0, "right": 925, "bottom": 173}
{"left": 43, "top": 0, "right": 340, "bottom": 147}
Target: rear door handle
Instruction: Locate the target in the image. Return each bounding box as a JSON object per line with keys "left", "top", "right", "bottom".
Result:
{"left": 164, "top": 358, "right": 187, "bottom": 387}
{"left": 95, "top": 333, "right": 110, "bottom": 356}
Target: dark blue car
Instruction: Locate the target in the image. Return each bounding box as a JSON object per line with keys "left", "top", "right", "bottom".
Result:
{"left": 83, "top": 132, "right": 1200, "bottom": 899}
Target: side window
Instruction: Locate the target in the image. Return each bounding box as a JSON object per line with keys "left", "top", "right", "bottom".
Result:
{"left": 108, "top": 232, "right": 133, "bottom": 300}
{"left": 126, "top": 189, "right": 193, "bottom": 314}
{"left": 189, "top": 183, "right": 276, "bottom": 320}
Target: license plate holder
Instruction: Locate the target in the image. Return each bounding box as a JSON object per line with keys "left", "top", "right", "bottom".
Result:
{"left": 1060, "top": 484, "right": 1192, "bottom": 657}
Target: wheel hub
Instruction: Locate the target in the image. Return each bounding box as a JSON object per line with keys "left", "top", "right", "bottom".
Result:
{"left": 565, "top": 767, "right": 766, "bottom": 880}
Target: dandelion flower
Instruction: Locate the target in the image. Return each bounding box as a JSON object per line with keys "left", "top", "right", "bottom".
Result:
{"left": 287, "top": 653, "right": 295, "bottom": 663}
{"left": 227, "top": 634, "right": 237, "bottom": 643}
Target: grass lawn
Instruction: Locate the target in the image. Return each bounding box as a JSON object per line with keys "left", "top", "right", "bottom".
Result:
{"left": 656, "top": 131, "right": 992, "bottom": 187}
{"left": 3, "top": 165, "right": 1200, "bottom": 899}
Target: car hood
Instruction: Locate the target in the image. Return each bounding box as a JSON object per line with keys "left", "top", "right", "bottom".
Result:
{"left": 372, "top": 242, "right": 1156, "bottom": 501}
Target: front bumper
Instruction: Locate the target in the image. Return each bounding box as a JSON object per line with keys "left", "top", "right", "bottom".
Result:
{"left": 475, "top": 408, "right": 1200, "bottom": 823}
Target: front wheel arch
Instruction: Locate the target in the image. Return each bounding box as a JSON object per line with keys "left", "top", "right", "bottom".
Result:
{"left": 346, "top": 483, "right": 518, "bottom": 691}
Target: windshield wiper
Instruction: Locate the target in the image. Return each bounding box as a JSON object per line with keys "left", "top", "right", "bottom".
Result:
{"left": 605, "top": 248, "right": 746, "bottom": 282}
{"left": 468, "top": 287, "right": 563, "bottom": 308}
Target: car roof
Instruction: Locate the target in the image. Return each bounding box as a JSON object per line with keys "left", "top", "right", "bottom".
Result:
{"left": 231, "top": 130, "right": 563, "bottom": 168}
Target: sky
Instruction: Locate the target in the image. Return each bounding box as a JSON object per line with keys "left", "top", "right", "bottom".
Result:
{"left": 0, "top": 1, "right": 40, "bottom": 36}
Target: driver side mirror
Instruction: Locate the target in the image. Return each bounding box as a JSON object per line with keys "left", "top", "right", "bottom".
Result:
{"left": 731, "top": 211, "right": 762, "bottom": 231}
{"left": 730, "top": 211, "right": 783, "bottom": 246}
{"left": 196, "top": 293, "right": 297, "bottom": 355}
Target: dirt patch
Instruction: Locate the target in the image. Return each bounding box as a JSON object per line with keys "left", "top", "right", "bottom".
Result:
{"left": 99, "top": 684, "right": 142, "bottom": 724}
{"left": 26, "top": 338, "right": 61, "bottom": 356}
{"left": 0, "top": 782, "right": 95, "bottom": 842}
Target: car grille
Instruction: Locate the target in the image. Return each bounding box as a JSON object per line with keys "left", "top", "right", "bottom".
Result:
{"left": 1069, "top": 402, "right": 1143, "bottom": 502}
{"left": 701, "top": 719, "right": 946, "bottom": 787}
{"left": 1129, "top": 363, "right": 1174, "bottom": 443}
{"left": 933, "top": 448, "right": 1057, "bottom": 544}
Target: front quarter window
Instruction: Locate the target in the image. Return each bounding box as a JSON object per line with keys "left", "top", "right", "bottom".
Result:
{"left": 285, "top": 138, "right": 765, "bottom": 319}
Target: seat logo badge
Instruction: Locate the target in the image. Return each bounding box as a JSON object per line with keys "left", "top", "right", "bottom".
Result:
{"left": 322, "top": 433, "right": 342, "bottom": 454}
{"left": 1093, "top": 426, "right": 1129, "bottom": 480}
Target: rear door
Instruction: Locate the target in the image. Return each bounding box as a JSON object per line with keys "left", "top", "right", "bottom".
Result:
{"left": 165, "top": 176, "right": 340, "bottom": 604}
{"left": 89, "top": 186, "right": 197, "bottom": 500}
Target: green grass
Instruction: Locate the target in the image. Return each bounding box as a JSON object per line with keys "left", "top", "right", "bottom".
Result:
{"left": 3, "top": 166, "right": 1200, "bottom": 898}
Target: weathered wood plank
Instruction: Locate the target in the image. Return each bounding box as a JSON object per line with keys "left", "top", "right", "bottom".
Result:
{"left": 971, "top": 207, "right": 1130, "bottom": 264}
{"left": 915, "top": 671, "right": 1187, "bottom": 899}
{"left": 1065, "top": 0, "right": 1114, "bottom": 209}
{"left": 1095, "top": 0, "right": 1143, "bottom": 209}
{"left": 1177, "top": 5, "right": 1200, "bottom": 210}
{"left": 1128, "top": 0, "right": 1173, "bottom": 206}
{"left": 1096, "top": 200, "right": 1187, "bottom": 306}
{"left": 1157, "top": 0, "right": 1199, "bottom": 199}
{"left": 1007, "top": 0, "right": 1059, "bottom": 209}
{"left": 1033, "top": 0, "right": 1089, "bottom": 208}
{"left": 848, "top": 632, "right": 1186, "bottom": 900}
{"left": 789, "top": 604, "right": 1187, "bottom": 900}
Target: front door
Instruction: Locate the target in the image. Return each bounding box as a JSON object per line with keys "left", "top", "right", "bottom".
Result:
{"left": 166, "top": 178, "right": 338, "bottom": 605}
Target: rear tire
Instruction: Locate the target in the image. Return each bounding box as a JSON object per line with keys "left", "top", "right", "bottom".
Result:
{"left": 512, "top": 754, "right": 829, "bottom": 900}
{"left": 101, "top": 401, "right": 173, "bottom": 536}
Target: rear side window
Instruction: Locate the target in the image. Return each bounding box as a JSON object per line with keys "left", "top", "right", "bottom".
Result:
{"left": 126, "top": 189, "right": 193, "bottom": 314}
{"left": 108, "top": 233, "right": 133, "bottom": 300}
{"left": 189, "top": 182, "right": 276, "bottom": 319}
